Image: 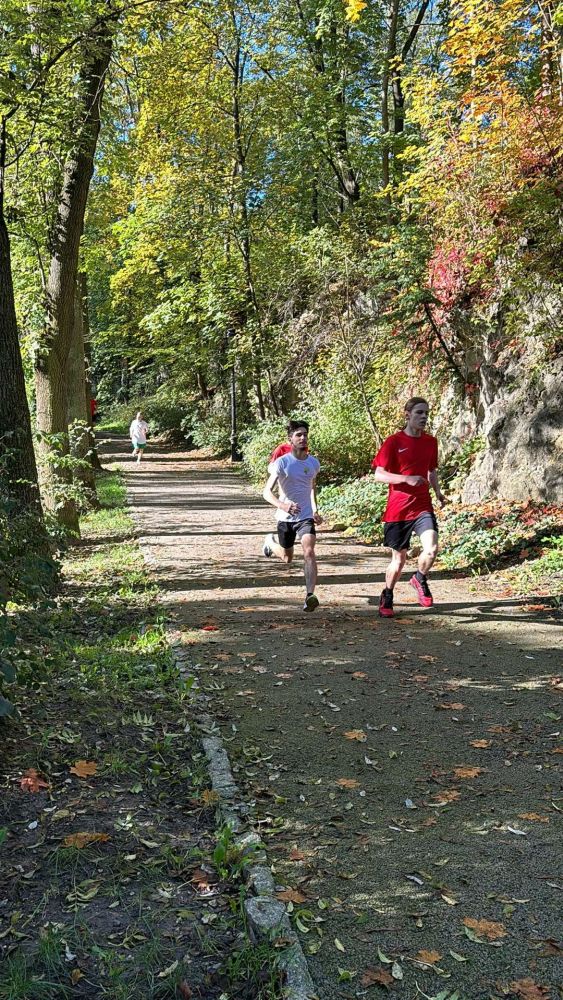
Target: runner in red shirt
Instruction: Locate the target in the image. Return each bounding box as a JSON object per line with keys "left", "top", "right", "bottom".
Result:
{"left": 372, "top": 397, "right": 447, "bottom": 617}
{"left": 270, "top": 442, "right": 292, "bottom": 462}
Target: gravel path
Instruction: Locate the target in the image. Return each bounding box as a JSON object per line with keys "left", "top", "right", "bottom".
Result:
{"left": 107, "top": 438, "right": 562, "bottom": 1000}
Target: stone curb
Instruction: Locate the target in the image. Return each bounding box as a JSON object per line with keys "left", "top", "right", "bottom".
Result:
{"left": 168, "top": 638, "right": 319, "bottom": 1000}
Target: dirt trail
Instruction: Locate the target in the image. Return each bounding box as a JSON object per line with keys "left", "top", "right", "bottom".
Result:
{"left": 107, "top": 438, "right": 562, "bottom": 1000}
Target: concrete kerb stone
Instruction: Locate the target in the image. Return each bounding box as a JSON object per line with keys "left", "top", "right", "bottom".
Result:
{"left": 167, "top": 635, "right": 319, "bottom": 1000}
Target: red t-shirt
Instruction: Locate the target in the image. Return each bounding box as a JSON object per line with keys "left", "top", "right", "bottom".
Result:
{"left": 372, "top": 430, "right": 438, "bottom": 522}
{"left": 270, "top": 443, "right": 292, "bottom": 462}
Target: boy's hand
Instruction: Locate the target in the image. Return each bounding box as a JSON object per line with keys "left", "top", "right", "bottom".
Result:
{"left": 437, "top": 492, "right": 448, "bottom": 507}
{"left": 405, "top": 475, "right": 426, "bottom": 487}
{"left": 313, "top": 512, "right": 323, "bottom": 525}
{"left": 282, "top": 500, "right": 300, "bottom": 515}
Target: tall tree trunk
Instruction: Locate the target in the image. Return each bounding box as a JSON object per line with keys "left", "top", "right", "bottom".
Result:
{"left": 67, "top": 278, "right": 98, "bottom": 506}
{"left": 0, "top": 138, "right": 44, "bottom": 521}
{"left": 81, "top": 272, "right": 103, "bottom": 471}
{"left": 35, "top": 21, "right": 113, "bottom": 531}
{"left": 381, "top": 0, "right": 400, "bottom": 196}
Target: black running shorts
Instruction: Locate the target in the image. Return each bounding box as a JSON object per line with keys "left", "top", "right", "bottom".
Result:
{"left": 277, "top": 518, "right": 316, "bottom": 549}
{"left": 383, "top": 512, "right": 438, "bottom": 552}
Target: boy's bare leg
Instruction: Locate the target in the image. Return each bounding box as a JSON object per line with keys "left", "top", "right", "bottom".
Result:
{"left": 301, "top": 534, "right": 317, "bottom": 594}
{"left": 269, "top": 537, "right": 293, "bottom": 564}
{"left": 417, "top": 528, "right": 438, "bottom": 575}
{"left": 385, "top": 548, "right": 408, "bottom": 590}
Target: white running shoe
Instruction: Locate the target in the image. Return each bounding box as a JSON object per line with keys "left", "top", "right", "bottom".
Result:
{"left": 262, "top": 533, "right": 275, "bottom": 557}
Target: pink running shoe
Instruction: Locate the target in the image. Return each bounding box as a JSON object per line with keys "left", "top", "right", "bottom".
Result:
{"left": 378, "top": 589, "right": 394, "bottom": 618}
{"left": 409, "top": 574, "right": 433, "bottom": 608}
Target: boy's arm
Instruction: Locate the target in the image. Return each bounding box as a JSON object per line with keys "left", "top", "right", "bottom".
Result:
{"left": 263, "top": 471, "right": 298, "bottom": 515}
{"left": 428, "top": 469, "right": 447, "bottom": 506}
{"left": 373, "top": 465, "right": 426, "bottom": 487}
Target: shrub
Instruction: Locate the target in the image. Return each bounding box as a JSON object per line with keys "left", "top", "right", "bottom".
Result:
{"left": 241, "top": 418, "right": 288, "bottom": 482}
{"left": 439, "top": 501, "right": 562, "bottom": 571}
{"left": 190, "top": 394, "right": 233, "bottom": 454}
{"left": 318, "top": 478, "right": 387, "bottom": 542}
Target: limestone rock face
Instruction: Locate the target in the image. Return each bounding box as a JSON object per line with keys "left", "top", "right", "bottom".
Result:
{"left": 463, "top": 352, "right": 563, "bottom": 503}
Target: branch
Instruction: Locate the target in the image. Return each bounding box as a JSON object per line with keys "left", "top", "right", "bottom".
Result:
{"left": 401, "top": 0, "right": 431, "bottom": 61}
{"left": 423, "top": 302, "right": 465, "bottom": 385}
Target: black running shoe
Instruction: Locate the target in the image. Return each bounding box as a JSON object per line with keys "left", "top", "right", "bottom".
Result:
{"left": 378, "top": 588, "right": 394, "bottom": 618}
{"left": 303, "top": 593, "right": 319, "bottom": 612}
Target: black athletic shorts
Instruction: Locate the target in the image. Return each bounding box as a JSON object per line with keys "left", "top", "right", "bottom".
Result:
{"left": 383, "top": 512, "right": 438, "bottom": 552}
{"left": 277, "top": 518, "right": 316, "bottom": 549}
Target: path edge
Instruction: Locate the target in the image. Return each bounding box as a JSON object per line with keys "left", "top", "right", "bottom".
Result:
{"left": 169, "top": 637, "right": 319, "bottom": 1000}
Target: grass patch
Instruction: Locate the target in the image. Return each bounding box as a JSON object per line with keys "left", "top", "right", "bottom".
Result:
{"left": 0, "top": 468, "right": 284, "bottom": 999}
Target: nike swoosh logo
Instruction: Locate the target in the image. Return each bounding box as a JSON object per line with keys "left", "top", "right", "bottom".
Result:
{"left": 398, "top": 448, "right": 408, "bottom": 452}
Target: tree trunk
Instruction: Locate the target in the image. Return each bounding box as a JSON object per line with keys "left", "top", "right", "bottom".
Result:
{"left": 381, "top": 0, "right": 400, "bottom": 195}
{"left": 67, "top": 279, "right": 98, "bottom": 506}
{"left": 0, "top": 172, "right": 44, "bottom": 521}
{"left": 81, "top": 273, "right": 103, "bottom": 471}
{"left": 35, "top": 21, "right": 113, "bottom": 530}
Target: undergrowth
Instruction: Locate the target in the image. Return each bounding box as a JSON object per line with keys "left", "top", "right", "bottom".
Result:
{"left": 0, "top": 470, "right": 283, "bottom": 1000}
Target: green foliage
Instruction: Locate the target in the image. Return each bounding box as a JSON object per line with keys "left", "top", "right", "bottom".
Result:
{"left": 439, "top": 502, "right": 562, "bottom": 573}
{"left": 189, "top": 394, "right": 233, "bottom": 455}
{"left": 241, "top": 418, "right": 289, "bottom": 483}
{"left": 318, "top": 478, "right": 387, "bottom": 542}
{"left": 212, "top": 822, "right": 259, "bottom": 881}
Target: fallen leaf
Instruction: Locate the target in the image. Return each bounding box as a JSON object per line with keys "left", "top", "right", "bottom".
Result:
{"left": 343, "top": 729, "right": 368, "bottom": 741}
{"left": 431, "top": 789, "right": 461, "bottom": 803}
{"left": 415, "top": 949, "right": 442, "bottom": 965}
{"left": 20, "top": 768, "right": 49, "bottom": 792}
{"left": 63, "top": 832, "right": 110, "bottom": 849}
{"left": 335, "top": 937, "right": 346, "bottom": 952}
{"left": 470, "top": 739, "right": 492, "bottom": 748}
{"left": 288, "top": 848, "right": 306, "bottom": 861}
{"left": 463, "top": 917, "right": 507, "bottom": 941}
{"left": 201, "top": 789, "right": 220, "bottom": 805}
{"left": 336, "top": 778, "right": 360, "bottom": 788}
{"left": 508, "top": 978, "right": 552, "bottom": 999}
{"left": 453, "top": 766, "right": 483, "bottom": 779}
{"left": 361, "top": 967, "right": 394, "bottom": 987}
{"left": 518, "top": 813, "right": 549, "bottom": 823}
{"left": 201, "top": 625, "right": 219, "bottom": 632}
{"left": 70, "top": 970, "right": 84, "bottom": 985}
{"left": 352, "top": 671, "right": 368, "bottom": 679}
{"left": 276, "top": 888, "right": 308, "bottom": 903}
{"left": 437, "top": 702, "right": 466, "bottom": 711}
{"left": 69, "top": 761, "right": 97, "bottom": 778}
{"left": 178, "top": 983, "right": 193, "bottom": 1000}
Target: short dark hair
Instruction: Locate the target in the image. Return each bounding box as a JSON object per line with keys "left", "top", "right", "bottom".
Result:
{"left": 287, "top": 419, "right": 309, "bottom": 436}
{"left": 404, "top": 397, "right": 428, "bottom": 413}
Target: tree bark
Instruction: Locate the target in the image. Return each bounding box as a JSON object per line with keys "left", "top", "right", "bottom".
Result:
{"left": 381, "top": 0, "right": 400, "bottom": 195}
{"left": 67, "top": 278, "right": 98, "bottom": 506}
{"left": 0, "top": 131, "right": 44, "bottom": 521}
{"left": 35, "top": 19, "right": 113, "bottom": 530}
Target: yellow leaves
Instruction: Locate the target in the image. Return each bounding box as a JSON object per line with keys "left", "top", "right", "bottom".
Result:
{"left": 201, "top": 789, "right": 220, "bottom": 806}
{"left": 343, "top": 729, "right": 367, "bottom": 742}
{"left": 336, "top": 778, "right": 360, "bottom": 788}
{"left": 470, "top": 739, "right": 492, "bottom": 748}
{"left": 343, "top": 0, "right": 367, "bottom": 23}
{"left": 69, "top": 760, "right": 98, "bottom": 778}
{"left": 518, "top": 812, "right": 549, "bottom": 823}
{"left": 463, "top": 916, "right": 507, "bottom": 941}
{"left": 63, "top": 832, "right": 110, "bottom": 849}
